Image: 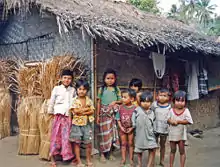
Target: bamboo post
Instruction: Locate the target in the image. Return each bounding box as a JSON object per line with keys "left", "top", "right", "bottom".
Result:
{"left": 153, "top": 74, "right": 157, "bottom": 100}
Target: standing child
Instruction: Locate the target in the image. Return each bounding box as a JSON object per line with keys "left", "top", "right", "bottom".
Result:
{"left": 96, "top": 68, "right": 122, "bottom": 162}
{"left": 115, "top": 89, "right": 136, "bottom": 167}
{"left": 69, "top": 79, "right": 94, "bottom": 167}
{"left": 129, "top": 78, "right": 143, "bottom": 106}
{"left": 48, "top": 69, "right": 76, "bottom": 167}
{"left": 132, "top": 92, "right": 158, "bottom": 167}
{"left": 167, "top": 90, "right": 193, "bottom": 167}
{"left": 152, "top": 88, "right": 171, "bottom": 166}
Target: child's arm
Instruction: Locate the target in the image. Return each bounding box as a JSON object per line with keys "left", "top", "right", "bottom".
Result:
{"left": 118, "top": 121, "right": 126, "bottom": 133}
{"left": 96, "top": 99, "right": 101, "bottom": 124}
{"left": 72, "top": 107, "right": 90, "bottom": 115}
{"left": 178, "top": 109, "right": 193, "bottom": 125}
{"left": 168, "top": 119, "right": 178, "bottom": 126}
{"left": 177, "top": 120, "right": 190, "bottom": 125}
{"left": 48, "top": 87, "right": 57, "bottom": 115}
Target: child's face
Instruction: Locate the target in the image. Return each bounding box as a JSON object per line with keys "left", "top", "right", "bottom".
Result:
{"left": 61, "top": 75, "right": 72, "bottom": 87}
{"left": 105, "top": 73, "right": 116, "bottom": 86}
{"left": 122, "top": 92, "right": 133, "bottom": 105}
{"left": 174, "top": 99, "right": 186, "bottom": 109}
{"left": 77, "top": 86, "right": 88, "bottom": 97}
{"left": 158, "top": 92, "right": 169, "bottom": 104}
{"left": 130, "top": 85, "right": 139, "bottom": 93}
{"left": 140, "top": 101, "right": 152, "bottom": 110}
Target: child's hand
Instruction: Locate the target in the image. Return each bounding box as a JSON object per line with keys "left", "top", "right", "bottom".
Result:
{"left": 109, "top": 101, "right": 116, "bottom": 107}
{"left": 96, "top": 117, "right": 100, "bottom": 125}
{"left": 171, "top": 120, "right": 178, "bottom": 126}
{"left": 126, "top": 128, "right": 133, "bottom": 134}
{"left": 120, "top": 126, "right": 127, "bottom": 133}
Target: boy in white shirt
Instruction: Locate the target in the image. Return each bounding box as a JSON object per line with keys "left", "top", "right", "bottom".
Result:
{"left": 48, "top": 69, "right": 76, "bottom": 167}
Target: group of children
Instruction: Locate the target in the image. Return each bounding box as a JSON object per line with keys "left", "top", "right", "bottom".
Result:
{"left": 48, "top": 69, "right": 193, "bottom": 167}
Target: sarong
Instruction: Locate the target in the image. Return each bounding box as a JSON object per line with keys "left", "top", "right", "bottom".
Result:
{"left": 99, "top": 104, "right": 119, "bottom": 153}
{"left": 50, "top": 114, "right": 74, "bottom": 161}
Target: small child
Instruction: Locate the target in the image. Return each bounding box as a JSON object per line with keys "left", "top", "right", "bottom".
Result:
{"left": 97, "top": 68, "right": 122, "bottom": 162}
{"left": 167, "top": 90, "right": 193, "bottom": 167}
{"left": 129, "top": 78, "right": 143, "bottom": 106}
{"left": 48, "top": 69, "right": 76, "bottom": 167}
{"left": 132, "top": 92, "right": 158, "bottom": 167}
{"left": 152, "top": 88, "right": 171, "bottom": 166}
{"left": 69, "top": 79, "right": 94, "bottom": 167}
{"left": 115, "top": 89, "right": 136, "bottom": 167}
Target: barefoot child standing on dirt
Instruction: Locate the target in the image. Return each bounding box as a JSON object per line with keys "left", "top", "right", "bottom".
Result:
{"left": 96, "top": 68, "right": 122, "bottom": 163}
{"left": 152, "top": 88, "right": 171, "bottom": 166}
{"left": 48, "top": 69, "right": 76, "bottom": 167}
{"left": 115, "top": 89, "right": 136, "bottom": 167}
{"left": 167, "top": 90, "right": 193, "bottom": 167}
{"left": 69, "top": 79, "right": 94, "bottom": 167}
{"left": 132, "top": 92, "right": 158, "bottom": 167}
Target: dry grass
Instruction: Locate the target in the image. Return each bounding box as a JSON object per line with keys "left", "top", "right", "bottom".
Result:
{"left": 16, "top": 54, "right": 87, "bottom": 99}
{"left": 38, "top": 99, "right": 53, "bottom": 160}
{"left": 0, "top": 87, "right": 11, "bottom": 139}
{"left": 17, "top": 96, "right": 44, "bottom": 155}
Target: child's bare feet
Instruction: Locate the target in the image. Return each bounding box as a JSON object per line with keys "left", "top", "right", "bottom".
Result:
{"left": 50, "top": 162, "right": 57, "bottom": 167}
{"left": 120, "top": 160, "right": 126, "bottom": 167}
{"left": 109, "top": 154, "right": 116, "bottom": 161}
{"left": 100, "top": 155, "right": 107, "bottom": 163}
{"left": 159, "top": 162, "right": 165, "bottom": 166}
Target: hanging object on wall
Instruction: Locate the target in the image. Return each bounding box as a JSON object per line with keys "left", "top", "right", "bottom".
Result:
{"left": 151, "top": 52, "right": 166, "bottom": 79}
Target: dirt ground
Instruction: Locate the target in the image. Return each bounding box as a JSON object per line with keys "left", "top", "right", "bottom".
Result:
{"left": 0, "top": 128, "right": 220, "bottom": 167}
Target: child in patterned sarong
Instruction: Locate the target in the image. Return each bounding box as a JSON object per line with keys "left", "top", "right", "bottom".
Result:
{"left": 167, "top": 91, "right": 193, "bottom": 167}
{"left": 96, "top": 68, "right": 122, "bottom": 163}
{"left": 69, "top": 79, "right": 95, "bottom": 167}
{"left": 129, "top": 78, "right": 143, "bottom": 106}
{"left": 115, "top": 89, "right": 136, "bottom": 167}
{"left": 48, "top": 69, "right": 76, "bottom": 167}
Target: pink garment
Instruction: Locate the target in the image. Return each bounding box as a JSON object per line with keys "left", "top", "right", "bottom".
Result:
{"left": 50, "top": 114, "right": 74, "bottom": 161}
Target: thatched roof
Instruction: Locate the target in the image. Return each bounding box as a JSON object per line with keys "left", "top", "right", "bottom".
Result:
{"left": 3, "top": 0, "right": 220, "bottom": 55}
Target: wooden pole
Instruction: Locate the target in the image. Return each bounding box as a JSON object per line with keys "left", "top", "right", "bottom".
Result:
{"left": 153, "top": 74, "right": 157, "bottom": 100}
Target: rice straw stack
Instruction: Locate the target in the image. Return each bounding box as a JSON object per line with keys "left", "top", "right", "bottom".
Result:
{"left": 0, "top": 87, "right": 11, "bottom": 139}
{"left": 39, "top": 99, "right": 53, "bottom": 160}
{"left": 40, "top": 54, "right": 87, "bottom": 99}
{"left": 17, "top": 96, "right": 44, "bottom": 155}
{"left": 17, "top": 67, "right": 42, "bottom": 97}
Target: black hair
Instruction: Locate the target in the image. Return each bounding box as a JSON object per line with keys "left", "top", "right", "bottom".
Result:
{"left": 140, "top": 91, "right": 153, "bottom": 102}
{"left": 129, "top": 78, "right": 142, "bottom": 91}
{"left": 158, "top": 88, "right": 169, "bottom": 94}
{"left": 61, "top": 69, "right": 73, "bottom": 77}
{"left": 75, "top": 79, "right": 90, "bottom": 91}
{"left": 173, "top": 90, "right": 187, "bottom": 103}
{"left": 121, "top": 89, "right": 136, "bottom": 99}
{"left": 100, "top": 68, "right": 118, "bottom": 97}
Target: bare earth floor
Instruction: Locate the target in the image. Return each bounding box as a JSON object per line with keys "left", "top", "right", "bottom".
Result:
{"left": 0, "top": 128, "right": 220, "bottom": 167}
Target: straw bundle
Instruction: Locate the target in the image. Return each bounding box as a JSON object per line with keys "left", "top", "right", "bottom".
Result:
{"left": 17, "top": 66, "right": 42, "bottom": 97}
{"left": 39, "top": 99, "right": 53, "bottom": 160}
{"left": 17, "top": 96, "right": 44, "bottom": 155}
{"left": 40, "top": 54, "right": 87, "bottom": 99}
{"left": 0, "top": 88, "right": 11, "bottom": 139}
{"left": 16, "top": 54, "right": 87, "bottom": 98}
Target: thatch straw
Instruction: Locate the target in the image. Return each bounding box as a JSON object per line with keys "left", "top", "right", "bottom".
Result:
{"left": 17, "top": 96, "right": 44, "bottom": 155}
{"left": 39, "top": 99, "right": 53, "bottom": 160}
{"left": 0, "top": 87, "right": 11, "bottom": 139}
{"left": 16, "top": 54, "right": 87, "bottom": 99}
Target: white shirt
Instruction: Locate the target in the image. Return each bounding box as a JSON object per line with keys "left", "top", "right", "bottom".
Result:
{"left": 48, "top": 85, "right": 76, "bottom": 116}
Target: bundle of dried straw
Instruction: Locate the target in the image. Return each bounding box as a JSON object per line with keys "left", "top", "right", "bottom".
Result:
{"left": 39, "top": 99, "right": 53, "bottom": 160}
{"left": 0, "top": 87, "right": 11, "bottom": 139}
{"left": 16, "top": 54, "right": 87, "bottom": 99}
{"left": 17, "top": 96, "right": 44, "bottom": 155}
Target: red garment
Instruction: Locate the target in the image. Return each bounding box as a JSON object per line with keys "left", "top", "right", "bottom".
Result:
{"left": 118, "top": 105, "right": 136, "bottom": 129}
{"left": 50, "top": 114, "right": 74, "bottom": 161}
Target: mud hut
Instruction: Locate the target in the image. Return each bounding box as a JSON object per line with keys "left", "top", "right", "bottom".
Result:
{"left": 1, "top": 0, "right": 220, "bottom": 133}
